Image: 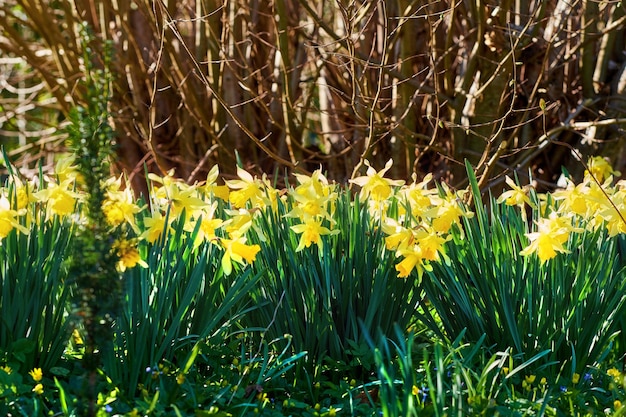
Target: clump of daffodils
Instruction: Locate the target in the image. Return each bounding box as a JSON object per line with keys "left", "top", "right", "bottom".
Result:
{"left": 499, "top": 156, "right": 625, "bottom": 263}
{"left": 350, "top": 159, "right": 472, "bottom": 279}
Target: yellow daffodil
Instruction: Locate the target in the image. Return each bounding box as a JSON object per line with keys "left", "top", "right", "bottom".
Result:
{"left": 112, "top": 239, "right": 147, "bottom": 271}
{"left": 293, "top": 169, "right": 335, "bottom": 199}
{"left": 349, "top": 159, "right": 404, "bottom": 202}
{"left": 428, "top": 199, "right": 467, "bottom": 234}
{"left": 598, "top": 202, "right": 626, "bottom": 237}
{"left": 10, "top": 176, "right": 37, "bottom": 212}
{"left": 219, "top": 236, "right": 261, "bottom": 275}
{"left": 140, "top": 211, "right": 172, "bottom": 243}
{"left": 102, "top": 176, "right": 144, "bottom": 232}
{"left": 223, "top": 208, "right": 255, "bottom": 239}
{"left": 287, "top": 191, "right": 336, "bottom": 224}
{"left": 585, "top": 156, "right": 620, "bottom": 183}
{"left": 382, "top": 219, "right": 414, "bottom": 252}
{"left": 184, "top": 203, "right": 224, "bottom": 247}
{"left": 0, "top": 195, "right": 29, "bottom": 238}
{"left": 201, "top": 165, "right": 230, "bottom": 201}
{"left": 290, "top": 218, "right": 338, "bottom": 252}
{"left": 397, "top": 173, "right": 436, "bottom": 219}
{"left": 34, "top": 179, "right": 82, "bottom": 219}
{"left": 226, "top": 167, "right": 273, "bottom": 208}
{"left": 520, "top": 213, "right": 582, "bottom": 262}
{"left": 551, "top": 180, "right": 592, "bottom": 217}
{"left": 395, "top": 245, "right": 432, "bottom": 279}
{"left": 415, "top": 227, "right": 449, "bottom": 262}
{"left": 150, "top": 173, "right": 205, "bottom": 220}
{"left": 51, "top": 154, "right": 80, "bottom": 184}
{"left": 497, "top": 176, "right": 534, "bottom": 208}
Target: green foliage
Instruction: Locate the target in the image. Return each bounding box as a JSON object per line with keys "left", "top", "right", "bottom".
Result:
{"left": 104, "top": 213, "right": 262, "bottom": 396}
{"left": 244, "top": 189, "right": 422, "bottom": 375}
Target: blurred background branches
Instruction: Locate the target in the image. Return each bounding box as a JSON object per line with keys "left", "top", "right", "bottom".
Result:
{"left": 1, "top": 0, "right": 625, "bottom": 193}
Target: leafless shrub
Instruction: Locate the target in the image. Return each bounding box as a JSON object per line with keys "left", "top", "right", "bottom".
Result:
{"left": 1, "top": 0, "right": 625, "bottom": 192}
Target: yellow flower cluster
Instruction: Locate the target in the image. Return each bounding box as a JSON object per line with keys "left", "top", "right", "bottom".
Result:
{"left": 287, "top": 170, "right": 339, "bottom": 251}
{"left": 499, "top": 156, "right": 625, "bottom": 263}
{"left": 350, "top": 159, "right": 472, "bottom": 279}
{"left": 0, "top": 155, "right": 82, "bottom": 240}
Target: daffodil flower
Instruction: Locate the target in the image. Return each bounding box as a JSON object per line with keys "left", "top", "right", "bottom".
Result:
{"left": 585, "top": 156, "right": 620, "bottom": 183}
{"left": 219, "top": 236, "right": 261, "bottom": 275}
{"left": 551, "top": 179, "right": 591, "bottom": 217}
{"left": 397, "top": 173, "right": 436, "bottom": 219}
{"left": 395, "top": 245, "right": 432, "bottom": 279}
{"left": 520, "top": 213, "right": 582, "bottom": 262}
{"left": 349, "top": 159, "right": 404, "bottom": 202}
{"left": 0, "top": 195, "right": 29, "bottom": 239}
{"left": 34, "top": 179, "right": 83, "bottom": 220}
{"left": 226, "top": 166, "right": 274, "bottom": 208}
{"left": 102, "top": 175, "right": 144, "bottom": 232}
{"left": 184, "top": 202, "right": 224, "bottom": 247}
{"left": 497, "top": 176, "right": 534, "bottom": 208}
{"left": 112, "top": 239, "right": 147, "bottom": 271}
{"left": 202, "top": 165, "right": 230, "bottom": 201}
{"left": 290, "top": 218, "right": 338, "bottom": 252}
{"left": 140, "top": 211, "right": 172, "bottom": 243}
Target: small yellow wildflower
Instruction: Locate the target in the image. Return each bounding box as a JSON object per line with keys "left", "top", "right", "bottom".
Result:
{"left": 176, "top": 373, "right": 185, "bottom": 385}
{"left": 1, "top": 365, "right": 12, "bottom": 374}
{"left": 607, "top": 368, "right": 622, "bottom": 379}
{"left": 412, "top": 385, "right": 419, "bottom": 396}
{"left": 615, "top": 400, "right": 622, "bottom": 410}
{"left": 572, "top": 373, "right": 580, "bottom": 384}
{"left": 525, "top": 375, "right": 536, "bottom": 384}
{"left": 32, "top": 383, "right": 44, "bottom": 395}
{"left": 29, "top": 367, "right": 43, "bottom": 382}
